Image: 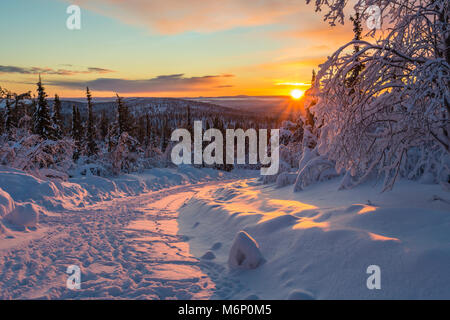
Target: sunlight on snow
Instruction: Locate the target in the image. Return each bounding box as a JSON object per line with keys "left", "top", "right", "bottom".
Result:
{"left": 357, "top": 205, "right": 377, "bottom": 215}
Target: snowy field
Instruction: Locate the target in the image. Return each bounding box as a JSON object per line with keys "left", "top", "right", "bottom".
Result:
{"left": 0, "top": 165, "right": 449, "bottom": 299}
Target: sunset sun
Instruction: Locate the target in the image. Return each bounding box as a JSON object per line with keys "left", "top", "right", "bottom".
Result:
{"left": 291, "top": 89, "right": 304, "bottom": 100}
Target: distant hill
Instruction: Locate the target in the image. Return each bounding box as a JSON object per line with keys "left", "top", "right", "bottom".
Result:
{"left": 186, "top": 96, "right": 304, "bottom": 119}
{"left": 54, "top": 97, "right": 258, "bottom": 119}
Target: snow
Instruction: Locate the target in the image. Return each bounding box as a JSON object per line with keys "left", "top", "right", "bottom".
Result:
{"left": 0, "top": 187, "right": 14, "bottom": 217}
{"left": 5, "top": 203, "right": 41, "bottom": 228}
{"left": 0, "top": 163, "right": 448, "bottom": 299}
{"left": 179, "top": 177, "right": 450, "bottom": 299}
{"left": 228, "top": 231, "right": 264, "bottom": 270}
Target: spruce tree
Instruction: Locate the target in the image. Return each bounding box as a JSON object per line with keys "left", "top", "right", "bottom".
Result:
{"left": 145, "top": 113, "right": 152, "bottom": 147}
{"left": 99, "top": 110, "right": 109, "bottom": 139}
{"left": 52, "top": 94, "right": 64, "bottom": 139}
{"left": 5, "top": 94, "right": 16, "bottom": 137}
{"left": 85, "top": 87, "right": 98, "bottom": 156}
{"left": 72, "top": 105, "right": 83, "bottom": 160}
{"left": 116, "top": 94, "right": 130, "bottom": 135}
{"left": 34, "top": 76, "right": 53, "bottom": 140}
{"left": 0, "top": 110, "right": 4, "bottom": 136}
{"left": 346, "top": 12, "right": 364, "bottom": 89}
{"left": 305, "top": 70, "right": 316, "bottom": 129}
{"left": 186, "top": 105, "right": 192, "bottom": 135}
{"left": 160, "top": 117, "right": 167, "bottom": 152}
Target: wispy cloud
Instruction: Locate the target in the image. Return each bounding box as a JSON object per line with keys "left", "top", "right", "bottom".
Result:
{"left": 0, "top": 65, "right": 114, "bottom": 76}
{"left": 63, "top": 0, "right": 307, "bottom": 34}
{"left": 50, "top": 74, "right": 235, "bottom": 93}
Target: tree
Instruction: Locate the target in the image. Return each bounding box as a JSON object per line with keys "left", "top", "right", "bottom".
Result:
{"left": 99, "top": 110, "right": 109, "bottom": 140}
{"left": 85, "top": 87, "right": 98, "bottom": 157}
{"left": 5, "top": 94, "right": 16, "bottom": 137}
{"left": 116, "top": 94, "right": 131, "bottom": 135}
{"left": 72, "top": 105, "right": 83, "bottom": 160}
{"left": 52, "top": 94, "right": 64, "bottom": 139}
{"left": 345, "top": 11, "right": 364, "bottom": 90}
{"left": 145, "top": 113, "right": 152, "bottom": 147}
{"left": 160, "top": 117, "right": 168, "bottom": 152}
{"left": 306, "top": 0, "right": 450, "bottom": 190}
{"left": 304, "top": 70, "right": 317, "bottom": 129}
{"left": 186, "top": 105, "right": 192, "bottom": 135}
{"left": 34, "top": 76, "right": 53, "bottom": 140}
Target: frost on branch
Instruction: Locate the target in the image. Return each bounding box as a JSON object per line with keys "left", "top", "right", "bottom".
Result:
{"left": 307, "top": 0, "right": 450, "bottom": 190}
{"left": 0, "top": 135, "right": 74, "bottom": 180}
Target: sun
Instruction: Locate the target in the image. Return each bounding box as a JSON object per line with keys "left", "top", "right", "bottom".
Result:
{"left": 291, "top": 89, "right": 304, "bottom": 100}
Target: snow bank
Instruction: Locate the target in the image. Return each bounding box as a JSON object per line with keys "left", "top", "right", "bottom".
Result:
{"left": 228, "top": 231, "right": 264, "bottom": 269}
{"left": 179, "top": 177, "right": 450, "bottom": 299}
{"left": 0, "top": 188, "right": 15, "bottom": 217}
{"left": 0, "top": 165, "right": 255, "bottom": 233}
{"left": 5, "top": 203, "right": 41, "bottom": 228}
{"left": 0, "top": 166, "right": 87, "bottom": 210}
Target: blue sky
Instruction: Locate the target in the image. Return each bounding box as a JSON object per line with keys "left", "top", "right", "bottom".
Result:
{"left": 0, "top": 0, "right": 354, "bottom": 97}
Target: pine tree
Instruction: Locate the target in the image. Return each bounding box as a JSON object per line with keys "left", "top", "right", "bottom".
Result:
{"left": 52, "top": 94, "right": 64, "bottom": 139}
{"left": 72, "top": 105, "right": 83, "bottom": 160}
{"left": 145, "top": 113, "right": 152, "bottom": 147}
{"left": 34, "top": 76, "right": 53, "bottom": 140}
{"left": 134, "top": 115, "right": 145, "bottom": 145}
{"left": 99, "top": 110, "right": 109, "bottom": 139}
{"left": 85, "top": 87, "right": 98, "bottom": 156}
{"left": 0, "top": 110, "right": 4, "bottom": 136}
{"left": 116, "top": 94, "right": 131, "bottom": 135}
{"left": 186, "top": 105, "right": 192, "bottom": 135}
{"left": 346, "top": 12, "right": 364, "bottom": 89}
{"left": 5, "top": 94, "right": 16, "bottom": 137}
{"left": 305, "top": 70, "right": 316, "bottom": 129}
{"left": 160, "top": 117, "right": 168, "bottom": 152}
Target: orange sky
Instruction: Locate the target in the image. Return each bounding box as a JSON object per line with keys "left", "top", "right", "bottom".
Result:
{"left": 0, "top": 0, "right": 359, "bottom": 98}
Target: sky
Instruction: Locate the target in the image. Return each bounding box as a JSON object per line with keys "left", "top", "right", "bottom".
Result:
{"left": 0, "top": 0, "right": 356, "bottom": 98}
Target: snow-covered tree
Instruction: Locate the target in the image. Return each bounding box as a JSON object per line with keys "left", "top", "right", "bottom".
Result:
{"left": 117, "top": 94, "right": 131, "bottom": 136}
{"left": 71, "top": 105, "right": 83, "bottom": 160}
{"left": 85, "top": 87, "right": 99, "bottom": 157}
{"left": 52, "top": 94, "right": 64, "bottom": 139}
{"left": 34, "top": 77, "right": 53, "bottom": 140}
{"left": 306, "top": 0, "right": 450, "bottom": 190}
{"left": 111, "top": 132, "right": 142, "bottom": 174}
{"left": 5, "top": 94, "right": 16, "bottom": 138}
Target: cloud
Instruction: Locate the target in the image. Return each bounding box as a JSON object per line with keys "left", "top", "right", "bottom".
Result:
{"left": 64, "top": 0, "right": 307, "bottom": 34}
{"left": 49, "top": 74, "right": 235, "bottom": 93}
{"left": 0, "top": 65, "right": 114, "bottom": 76}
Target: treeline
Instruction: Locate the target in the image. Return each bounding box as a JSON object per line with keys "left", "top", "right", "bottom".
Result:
{"left": 0, "top": 79, "right": 287, "bottom": 178}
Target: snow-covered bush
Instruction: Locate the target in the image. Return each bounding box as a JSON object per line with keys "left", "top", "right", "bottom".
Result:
{"left": 276, "top": 172, "right": 298, "bottom": 188}
{"left": 0, "top": 135, "right": 74, "bottom": 179}
{"left": 111, "top": 132, "right": 145, "bottom": 175}
{"left": 294, "top": 125, "right": 339, "bottom": 192}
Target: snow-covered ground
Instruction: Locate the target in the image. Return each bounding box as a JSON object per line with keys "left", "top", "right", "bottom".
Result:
{"left": 0, "top": 165, "right": 449, "bottom": 299}
{"left": 179, "top": 178, "right": 450, "bottom": 299}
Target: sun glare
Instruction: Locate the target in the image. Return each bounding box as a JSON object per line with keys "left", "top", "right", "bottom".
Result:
{"left": 291, "top": 89, "right": 304, "bottom": 100}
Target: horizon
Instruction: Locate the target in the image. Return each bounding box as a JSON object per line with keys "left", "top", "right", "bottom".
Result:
{"left": 0, "top": 0, "right": 357, "bottom": 98}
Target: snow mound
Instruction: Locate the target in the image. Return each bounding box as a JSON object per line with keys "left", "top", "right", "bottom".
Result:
{"left": 5, "top": 203, "right": 41, "bottom": 228}
{"left": 287, "top": 290, "right": 315, "bottom": 300}
{"left": 0, "top": 166, "right": 88, "bottom": 210}
{"left": 228, "top": 231, "right": 263, "bottom": 270}
{"left": 0, "top": 188, "right": 15, "bottom": 217}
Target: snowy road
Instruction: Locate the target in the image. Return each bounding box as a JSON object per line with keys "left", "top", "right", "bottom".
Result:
{"left": 0, "top": 181, "right": 235, "bottom": 299}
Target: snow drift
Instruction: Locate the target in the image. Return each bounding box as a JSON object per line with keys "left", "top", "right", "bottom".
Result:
{"left": 179, "top": 177, "right": 450, "bottom": 299}
{"left": 228, "top": 231, "right": 264, "bottom": 270}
